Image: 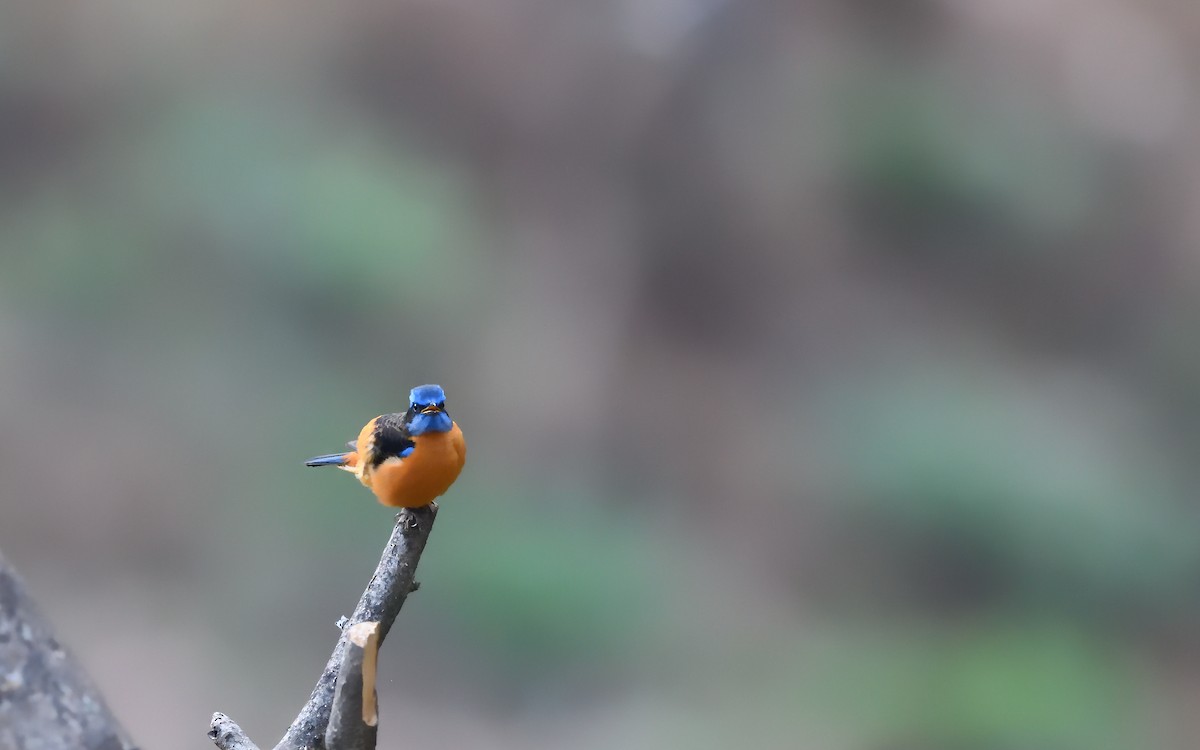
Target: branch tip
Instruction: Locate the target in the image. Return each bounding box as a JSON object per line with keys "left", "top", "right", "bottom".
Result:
{"left": 209, "top": 712, "right": 260, "bottom": 750}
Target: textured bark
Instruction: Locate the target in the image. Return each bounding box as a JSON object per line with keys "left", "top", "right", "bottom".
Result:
{"left": 210, "top": 504, "right": 438, "bottom": 750}
{"left": 324, "top": 622, "right": 380, "bottom": 750}
{"left": 0, "top": 548, "right": 139, "bottom": 750}
{"left": 209, "top": 714, "right": 260, "bottom": 750}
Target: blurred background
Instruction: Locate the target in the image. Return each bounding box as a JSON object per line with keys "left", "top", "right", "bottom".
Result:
{"left": 2, "top": 0, "right": 1200, "bottom": 748}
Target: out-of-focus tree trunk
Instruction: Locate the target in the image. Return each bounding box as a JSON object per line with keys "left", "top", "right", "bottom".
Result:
{"left": 0, "top": 549, "right": 139, "bottom": 750}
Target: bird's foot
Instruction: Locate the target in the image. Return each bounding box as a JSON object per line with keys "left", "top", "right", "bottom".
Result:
{"left": 395, "top": 508, "right": 420, "bottom": 530}
{"left": 395, "top": 503, "right": 437, "bottom": 530}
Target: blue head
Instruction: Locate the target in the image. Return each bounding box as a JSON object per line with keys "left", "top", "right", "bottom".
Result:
{"left": 406, "top": 384, "right": 452, "bottom": 436}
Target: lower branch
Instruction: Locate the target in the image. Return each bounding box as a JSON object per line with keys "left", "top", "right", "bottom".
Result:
{"left": 325, "top": 622, "right": 381, "bottom": 750}
{"left": 209, "top": 713, "right": 260, "bottom": 750}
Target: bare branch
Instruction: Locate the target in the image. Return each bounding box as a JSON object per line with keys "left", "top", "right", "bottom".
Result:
{"left": 210, "top": 504, "right": 438, "bottom": 750}
{"left": 209, "top": 713, "right": 261, "bottom": 750}
{"left": 325, "top": 621, "right": 381, "bottom": 750}
{"left": 0, "top": 548, "right": 139, "bottom": 750}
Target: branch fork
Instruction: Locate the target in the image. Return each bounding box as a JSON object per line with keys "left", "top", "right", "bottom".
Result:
{"left": 210, "top": 504, "right": 438, "bottom": 750}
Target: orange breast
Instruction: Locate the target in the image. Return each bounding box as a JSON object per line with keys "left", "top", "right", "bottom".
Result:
{"left": 364, "top": 423, "right": 466, "bottom": 507}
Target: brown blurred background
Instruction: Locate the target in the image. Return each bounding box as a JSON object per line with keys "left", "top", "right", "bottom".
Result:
{"left": 3, "top": 0, "right": 1200, "bottom": 748}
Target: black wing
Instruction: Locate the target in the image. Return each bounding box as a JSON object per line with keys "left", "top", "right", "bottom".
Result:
{"left": 369, "top": 412, "right": 415, "bottom": 466}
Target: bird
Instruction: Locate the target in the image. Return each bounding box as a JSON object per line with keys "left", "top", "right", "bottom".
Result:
{"left": 305, "top": 384, "right": 466, "bottom": 507}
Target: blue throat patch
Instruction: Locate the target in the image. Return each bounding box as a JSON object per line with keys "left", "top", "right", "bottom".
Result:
{"left": 408, "top": 410, "right": 452, "bottom": 436}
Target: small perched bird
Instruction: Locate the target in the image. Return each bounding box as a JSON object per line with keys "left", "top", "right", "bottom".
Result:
{"left": 305, "top": 384, "right": 466, "bottom": 507}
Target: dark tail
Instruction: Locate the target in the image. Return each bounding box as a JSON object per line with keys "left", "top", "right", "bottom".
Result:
{"left": 305, "top": 452, "right": 349, "bottom": 467}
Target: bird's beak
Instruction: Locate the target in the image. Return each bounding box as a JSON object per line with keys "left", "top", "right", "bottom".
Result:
{"left": 421, "top": 405, "right": 441, "bottom": 414}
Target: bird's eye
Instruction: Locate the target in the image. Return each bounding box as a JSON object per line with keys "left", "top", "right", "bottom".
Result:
{"left": 437, "top": 401, "right": 445, "bottom": 409}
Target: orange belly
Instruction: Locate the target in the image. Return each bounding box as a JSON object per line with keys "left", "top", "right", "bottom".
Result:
{"left": 361, "top": 423, "right": 466, "bottom": 507}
